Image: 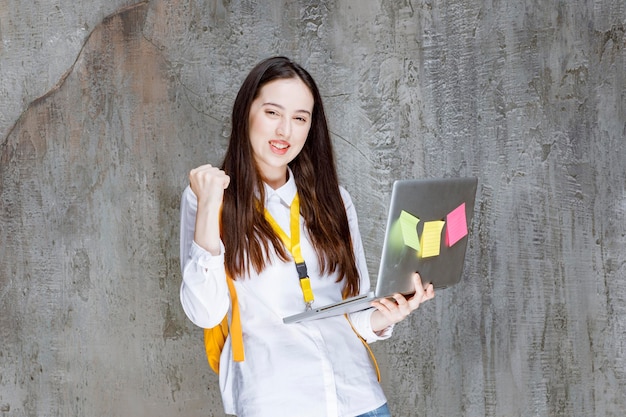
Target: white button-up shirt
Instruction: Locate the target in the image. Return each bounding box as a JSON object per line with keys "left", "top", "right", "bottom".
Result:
{"left": 180, "top": 172, "right": 392, "bottom": 417}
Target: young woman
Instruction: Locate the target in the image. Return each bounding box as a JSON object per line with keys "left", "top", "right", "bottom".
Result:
{"left": 180, "top": 56, "right": 435, "bottom": 417}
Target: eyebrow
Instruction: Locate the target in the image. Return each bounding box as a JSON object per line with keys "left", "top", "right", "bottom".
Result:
{"left": 263, "top": 102, "right": 312, "bottom": 116}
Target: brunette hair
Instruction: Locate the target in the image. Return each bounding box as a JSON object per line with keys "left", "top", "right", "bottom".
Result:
{"left": 220, "top": 56, "right": 360, "bottom": 298}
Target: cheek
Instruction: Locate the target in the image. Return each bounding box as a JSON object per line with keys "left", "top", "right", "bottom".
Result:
{"left": 248, "top": 115, "right": 264, "bottom": 135}
{"left": 249, "top": 109, "right": 275, "bottom": 132}
{"left": 296, "top": 124, "right": 311, "bottom": 142}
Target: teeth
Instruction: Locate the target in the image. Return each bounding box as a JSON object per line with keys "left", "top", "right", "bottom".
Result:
{"left": 271, "top": 141, "right": 288, "bottom": 149}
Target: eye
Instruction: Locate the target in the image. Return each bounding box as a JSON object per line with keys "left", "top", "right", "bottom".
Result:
{"left": 294, "top": 116, "right": 309, "bottom": 123}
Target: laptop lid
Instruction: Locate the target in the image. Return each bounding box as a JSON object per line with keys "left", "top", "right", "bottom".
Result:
{"left": 282, "top": 177, "right": 478, "bottom": 323}
{"left": 373, "top": 177, "right": 478, "bottom": 296}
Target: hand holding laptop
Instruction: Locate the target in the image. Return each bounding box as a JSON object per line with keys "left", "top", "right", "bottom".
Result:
{"left": 370, "top": 272, "right": 435, "bottom": 332}
{"left": 283, "top": 177, "right": 477, "bottom": 324}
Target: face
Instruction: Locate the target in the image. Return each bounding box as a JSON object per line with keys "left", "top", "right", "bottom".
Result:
{"left": 248, "top": 77, "right": 314, "bottom": 188}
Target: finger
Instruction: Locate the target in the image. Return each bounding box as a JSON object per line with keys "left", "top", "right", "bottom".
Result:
{"left": 407, "top": 282, "right": 429, "bottom": 310}
{"left": 413, "top": 272, "right": 425, "bottom": 292}
{"left": 414, "top": 274, "right": 436, "bottom": 297}
{"left": 370, "top": 301, "right": 391, "bottom": 317}
{"left": 413, "top": 285, "right": 435, "bottom": 307}
{"left": 221, "top": 173, "right": 231, "bottom": 189}
{"left": 372, "top": 300, "right": 404, "bottom": 324}
{"left": 373, "top": 297, "right": 403, "bottom": 317}
{"left": 393, "top": 293, "right": 408, "bottom": 306}
{"left": 189, "top": 165, "right": 210, "bottom": 186}
{"left": 190, "top": 163, "right": 213, "bottom": 175}
{"left": 376, "top": 297, "right": 398, "bottom": 310}
{"left": 393, "top": 294, "right": 416, "bottom": 315}
{"left": 425, "top": 284, "right": 435, "bottom": 300}
{"left": 406, "top": 294, "right": 423, "bottom": 311}
{"left": 190, "top": 165, "right": 228, "bottom": 187}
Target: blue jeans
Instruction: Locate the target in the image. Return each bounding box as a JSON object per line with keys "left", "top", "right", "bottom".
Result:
{"left": 356, "top": 403, "right": 391, "bottom": 417}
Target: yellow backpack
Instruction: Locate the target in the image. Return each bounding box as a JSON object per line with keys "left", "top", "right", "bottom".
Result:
{"left": 203, "top": 275, "right": 244, "bottom": 373}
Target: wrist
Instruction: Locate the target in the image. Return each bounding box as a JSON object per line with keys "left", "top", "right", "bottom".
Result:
{"left": 194, "top": 205, "right": 222, "bottom": 256}
{"left": 370, "top": 310, "right": 393, "bottom": 333}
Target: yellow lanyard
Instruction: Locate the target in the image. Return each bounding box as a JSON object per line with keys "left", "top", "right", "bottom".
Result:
{"left": 264, "top": 193, "right": 315, "bottom": 310}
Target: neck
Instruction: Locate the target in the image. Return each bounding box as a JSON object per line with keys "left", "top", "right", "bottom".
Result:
{"left": 264, "top": 169, "right": 289, "bottom": 190}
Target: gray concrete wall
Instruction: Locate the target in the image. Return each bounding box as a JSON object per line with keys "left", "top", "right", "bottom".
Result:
{"left": 1, "top": 1, "right": 624, "bottom": 416}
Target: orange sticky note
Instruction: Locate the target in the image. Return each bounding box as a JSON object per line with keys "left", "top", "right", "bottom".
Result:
{"left": 420, "top": 220, "right": 445, "bottom": 258}
{"left": 399, "top": 210, "right": 421, "bottom": 252}
{"left": 445, "top": 203, "right": 468, "bottom": 247}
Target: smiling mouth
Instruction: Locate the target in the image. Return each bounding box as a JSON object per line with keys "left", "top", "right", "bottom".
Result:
{"left": 270, "top": 140, "right": 289, "bottom": 150}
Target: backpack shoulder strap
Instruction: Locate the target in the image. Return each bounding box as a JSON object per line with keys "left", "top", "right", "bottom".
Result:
{"left": 227, "top": 275, "right": 244, "bottom": 362}
{"left": 344, "top": 314, "right": 381, "bottom": 382}
{"left": 203, "top": 274, "right": 244, "bottom": 374}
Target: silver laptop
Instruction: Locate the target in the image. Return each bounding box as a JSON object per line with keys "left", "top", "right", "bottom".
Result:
{"left": 283, "top": 177, "right": 478, "bottom": 324}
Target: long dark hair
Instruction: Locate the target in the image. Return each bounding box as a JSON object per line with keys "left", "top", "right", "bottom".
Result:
{"left": 221, "top": 56, "right": 360, "bottom": 298}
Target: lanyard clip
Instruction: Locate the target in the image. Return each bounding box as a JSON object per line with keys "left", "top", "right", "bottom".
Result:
{"left": 297, "top": 265, "right": 315, "bottom": 309}
{"left": 295, "top": 261, "right": 308, "bottom": 279}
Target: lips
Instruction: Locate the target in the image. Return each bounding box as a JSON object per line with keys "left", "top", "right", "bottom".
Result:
{"left": 269, "top": 140, "right": 290, "bottom": 154}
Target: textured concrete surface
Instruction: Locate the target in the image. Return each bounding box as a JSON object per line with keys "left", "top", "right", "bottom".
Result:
{"left": 1, "top": 1, "right": 625, "bottom": 416}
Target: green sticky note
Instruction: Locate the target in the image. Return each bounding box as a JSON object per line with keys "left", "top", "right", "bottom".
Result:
{"left": 420, "top": 220, "right": 445, "bottom": 258}
{"left": 399, "top": 210, "right": 421, "bottom": 252}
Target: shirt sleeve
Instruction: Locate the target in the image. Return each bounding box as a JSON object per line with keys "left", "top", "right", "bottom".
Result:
{"left": 340, "top": 187, "right": 394, "bottom": 342}
{"left": 179, "top": 185, "right": 230, "bottom": 329}
{"left": 348, "top": 308, "right": 393, "bottom": 343}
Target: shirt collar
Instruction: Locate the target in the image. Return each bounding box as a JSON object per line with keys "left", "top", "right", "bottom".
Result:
{"left": 263, "top": 167, "right": 297, "bottom": 207}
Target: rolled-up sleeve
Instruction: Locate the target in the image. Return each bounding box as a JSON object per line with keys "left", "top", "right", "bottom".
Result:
{"left": 348, "top": 308, "right": 393, "bottom": 343}
{"left": 179, "top": 186, "right": 229, "bottom": 329}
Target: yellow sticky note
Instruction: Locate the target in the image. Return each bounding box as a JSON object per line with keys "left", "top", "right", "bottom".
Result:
{"left": 420, "top": 220, "right": 445, "bottom": 258}
{"left": 399, "top": 210, "right": 420, "bottom": 252}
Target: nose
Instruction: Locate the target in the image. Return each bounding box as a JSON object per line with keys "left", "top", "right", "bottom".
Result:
{"left": 276, "top": 117, "right": 291, "bottom": 138}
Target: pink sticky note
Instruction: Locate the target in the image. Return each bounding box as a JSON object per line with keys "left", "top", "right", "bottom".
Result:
{"left": 445, "top": 203, "right": 468, "bottom": 247}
